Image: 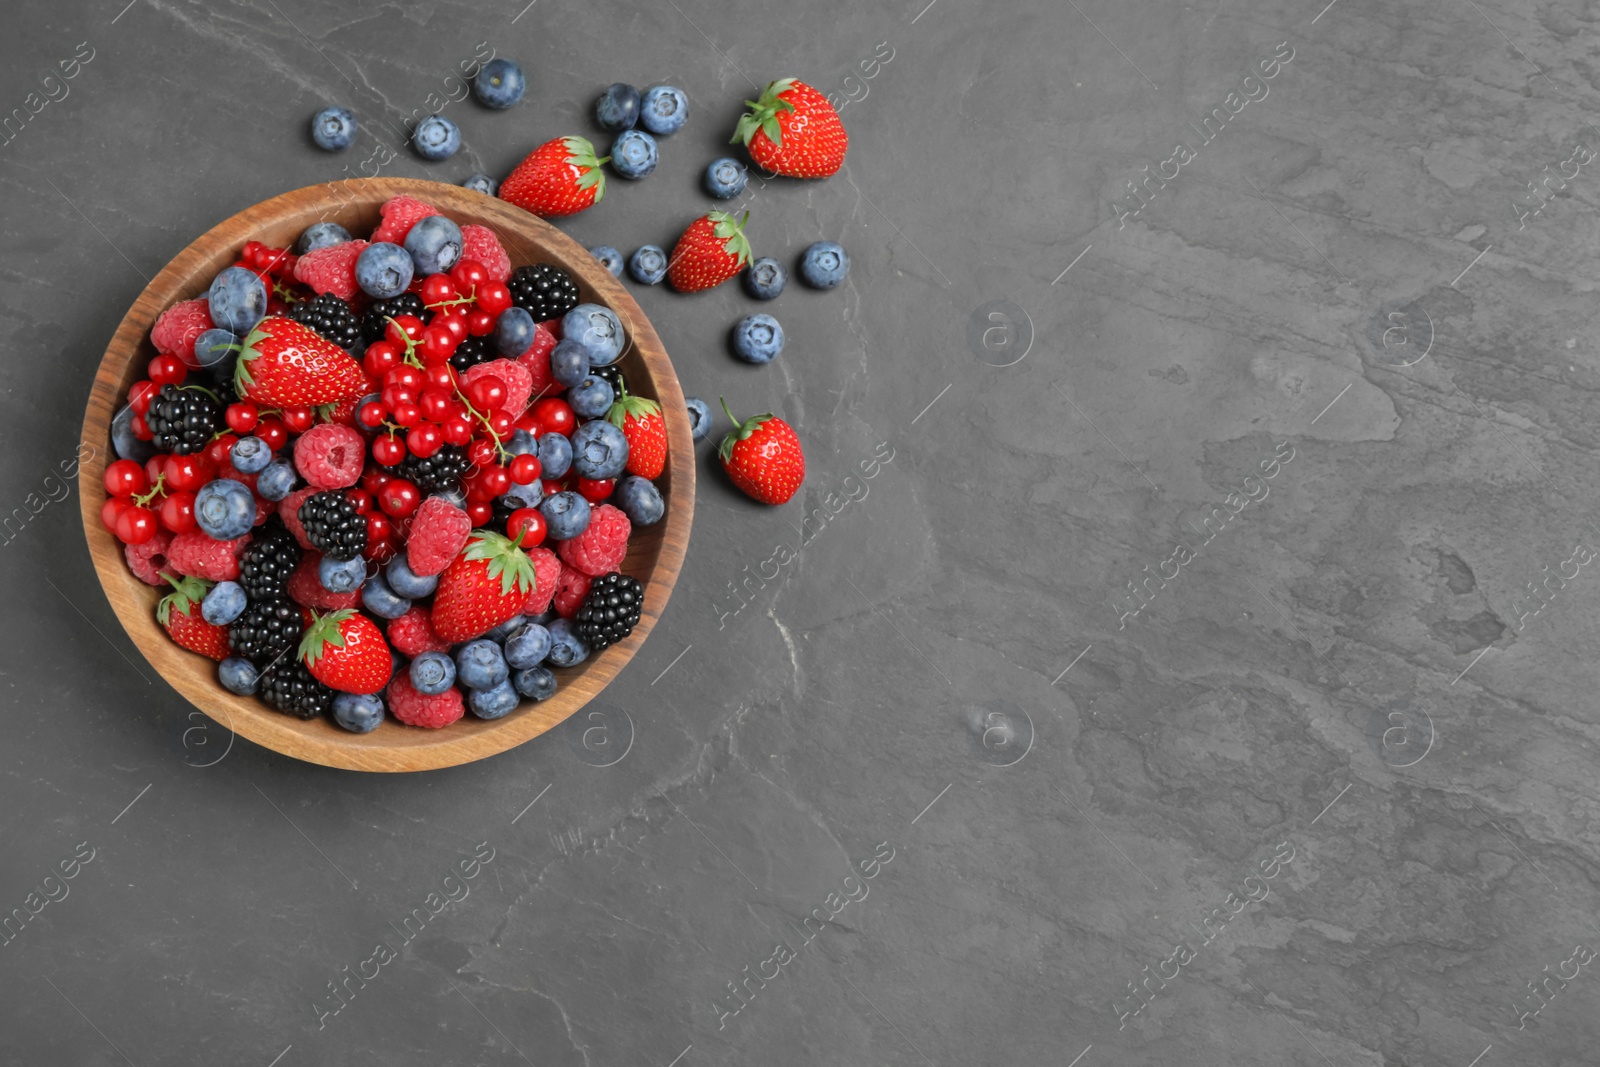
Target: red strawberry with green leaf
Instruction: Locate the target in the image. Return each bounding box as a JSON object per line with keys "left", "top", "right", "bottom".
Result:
{"left": 499, "top": 136, "right": 609, "bottom": 218}
{"left": 299, "top": 608, "right": 393, "bottom": 694}
{"left": 732, "top": 78, "right": 849, "bottom": 179}
{"left": 718, "top": 399, "right": 805, "bottom": 505}
{"left": 431, "top": 531, "right": 538, "bottom": 642}
{"left": 607, "top": 383, "right": 666, "bottom": 479}
{"left": 157, "top": 573, "right": 231, "bottom": 661}
{"left": 233, "top": 316, "right": 369, "bottom": 407}
{"left": 667, "top": 211, "right": 752, "bottom": 293}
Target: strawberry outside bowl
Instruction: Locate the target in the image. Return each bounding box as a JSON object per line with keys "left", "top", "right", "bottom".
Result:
{"left": 77, "top": 178, "right": 694, "bottom": 772}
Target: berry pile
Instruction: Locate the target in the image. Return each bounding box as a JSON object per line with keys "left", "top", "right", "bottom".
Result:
{"left": 105, "top": 197, "right": 667, "bottom": 733}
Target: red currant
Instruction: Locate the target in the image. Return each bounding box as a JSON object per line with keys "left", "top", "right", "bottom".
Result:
{"left": 464, "top": 376, "right": 506, "bottom": 412}
{"left": 379, "top": 478, "right": 421, "bottom": 518}
{"left": 385, "top": 314, "right": 426, "bottom": 348}
{"left": 371, "top": 434, "right": 407, "bottom": 466}
{"left": 419, "top": 324, "right": 459, "bottom": 365}
{"left": 423, "top": 363, "right": 457, "bottom": 391}
{"left": 407, "top": 423, "right": 443, "bottom": 459}
{"left": 255, "top": 417, "right": 289, "bottom": 452}
{"left": 480, "top": 465, "right": 511, "bottom": 498}
{"left": 130, "top": 412, "right": 153, "bottom": 440}
{"left": 421, "top": 273, "right": 459, "bottom": 307}
{"left": 225, "top": 402, "right": 259, "bottom": 434}
{"left": 101, "top": 496, "right": 129, "bottom": 533}
{"left": 476, "top": 280, "right": 512, "bottom": 316}
{"left": 465, "top": 308, "right": 495, "bottom": 336}
{"left": 514, "top": 413, "right": 542, "bottom": 438}
{"left": 450, "top": 260, "right": 488, "bottom": 292}
{"left": 533, "top": 398, "right": 575, "bottom": 437}
{"left": 464, "top": 469, "right": 497, "bottom": 502}
{"left": 115, "top": 505, "right": 158, "bottom": 544}
{"left": 103, "top": 459, "right": 148, "bottom": 498}
{"left": 364, "top": 340, "right": 401, "bottom": 379}
{"left": 506, "top": 507, "right": 547, "bottom": 548}
{"left": 380, "top": 385, "right": 416, "bottom": 412}
{"left": 576, "top": 477, "right": 615, "bottom": 503}
{"left": 486, "top": 409, "right": 514, "bottom": 439}
{"left": 281, "top": 407, "right": 314, "bottom": 434}
{"left": 357, "top": 401, "right": 388, "bottom": 430}
{"left": 442, "top": 415, "right": 475, "bottom": 446}
{"left": 144, "top": 456, "right": 166, "bottom": 485}
{"left": 509, "top": 453, "right": 542, "bottom": 485}
{"left": 159, "top": 490, "right": 197, "bottom": 533}
{"left": 467, "top": 439, "right": 497, "bottom": 468}
{"left": 128, "top": 380, "right": 157, "bottom": 415}
{"left": 148, "top": 354, "right": 186, "bottom": 387}
{"left": 437, "top": 313, "right": 468, "bottom": 345}
{"left": 465, "top": 500, "right": 493, "bottom": 527}
{"left": 542, "top": 478, "right": 569, "bottom": 498}
{"left": 205, "top": 434, "right": 239, "bottom": 468}
{"left": 418, "top": 388, "right": 454, "bottom": 423}
{"left": 366, "top": 511, "right": 393, "bottom": 544}
{"left": 361, "top": 467, "right": 392, "bottom": 496}
{"left": 164, "top": 453, "right": 215, "bottom": 491}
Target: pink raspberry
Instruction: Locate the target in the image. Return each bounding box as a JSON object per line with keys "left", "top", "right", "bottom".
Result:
{"left": 405, "top": 495, "right": 471, "bottom": 576}
{"left": 387, "top": 606, "right": 452, "bottom": 658}
{"left": 293, "top": 240, "right": 369, "bottom": 302}
{"left": 516, "top": 322, "right": 558, "bottom": 400}
{"left": 552, "top": 563, "right": 592, "bottom": 618}
{"left": 387, "top": 671, "right": 465, "bottom": 729}
{"left": 558, "top": 504, "right": 631, "bottom": 577}
{"left": 520, "top": 547, "right": 563, "bottom": 615}
{"left": 371, "top": 195, "right": 440, "bottom": 245}
{"left": 286, "top": 551, "right": 364, "bottom": 611}
{"left": 166, "top": 531, "right": 250, "bottom": 582}
{"left": 124, "top": 530, "right": 175, "bottom": 585}
{"left": 460, "top": 224, "right": 511, "bottom": 283}
{"left": 462, "top": 358, "right": 533, "bottom": 416}
{"left": 279, "top": 487, "right": 319, "bottom": 549}
{"left": 294, "top": 423, "right": 366, "bottom": 488}
{"left": 151, "top": 298, "right": 215, "bottom": 367}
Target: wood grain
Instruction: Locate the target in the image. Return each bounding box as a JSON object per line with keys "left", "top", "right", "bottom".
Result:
{"left": 77, "top": 178, "right": 694, "bottom": 772}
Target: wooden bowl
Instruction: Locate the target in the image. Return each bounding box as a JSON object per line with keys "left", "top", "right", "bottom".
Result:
{"left": 77, "top": 179, "right": 693, "bottom": 772}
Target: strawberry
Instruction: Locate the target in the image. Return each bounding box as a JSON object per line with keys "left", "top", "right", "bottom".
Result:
{"left": 717, "top": 399, "right": 805, "bottom": 505}
{"left": 667, "top": 211, "right": 752, "bottom": 293}
{"left": 157, "top": 573, "right": 231, "bottom": 660}
{"left": 499, "top": 136, "right": 609, "bottom": 218}
{"left": 732, "top": 78, "right": 848, "bottom": 179}
{"left": 233, "top": 316, "right": 369, "bottom": 408}
{"left": 607, "top": 383, "right": 667, "bottom": 479}
{"left": 298, "top": 608, "right": 393, "bottom": 694}
{"left": 431, "top": 531, "right": 539, "bottom": 642}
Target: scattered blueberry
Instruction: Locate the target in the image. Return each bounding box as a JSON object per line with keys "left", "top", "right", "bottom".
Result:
{"left": 504, "top": 622, "right": 552, "bottom": 669}
{"left": 568, "top": 375, "right": 615, "bottom": 420}
{"left": 638, "top": 85, "right": 688, "bottom": 136}
{"left": 506, "top": 428, "right": 539, "bottom": 457}
{"left": 404, "top": 215, "right": 463, "bottom": 275}
{"left": 485, "top": 614, "right": 528, "bottom": 643}
{"left": 570, "top": 419, "right": 629, "bottom": 480}
{"left": 455, "top": 639, "right": 509, "bottom": 690}
{"left": 361, "top": 574, "right": 412, "bottom": 619}
{"left": 537, "top": 432, "right": 573, "bottom": 479}
{"left": 589, "top": 246, "right": 624, "bottom": 277}
{"left": 310, "top": 106, "right": 357, "bottom": 151}
{"left": 628, "top": 245, "right": 668, "bottom": 285}
{"left": 613, "top": 475, "right": 664, "bottom": 526}
{"left": 473, "top": 58, "right": 525, "bottom": 109}
{"left": 201, "top": 581, "right": 247, "bottom": 626}
{"left": 218, "top": 656, "right": 260, "bottom": 696}
{"left": 193, "top": 328, "right": 238, "bottom": 369}
{"left": 495, "top": 306, "right": 536, "bottom": 357}
{"left": 468, "top": 678, "right": 520, "bottom": 719}
{"left": 208, "top": 266, "right": 268, "bottom": 334}
{"left": 112, "top": 405, "right": 156, "bottom": 463}
{"left": 319, "top": 554, "right": 367, "bottom": 594}
{"left": 743, "top": 256, "right": 787, "bottom": 300}
{"left": 500, "top": 481, "right": 543, "bottom": 511}
{"left": 194, "top": 479, "right": 255, "bottom": 540}
{"left": 731, "top": 313, "right": 785, "bottom": 364}
{"left": 385, "top": 553, "right": 439, "bottom": 599}
{"left": 562, "top": 304, "right": 625, "bottom": 366}
{"left": 550, "top": 338, "right": 591, "bottom": 388}
{"left": 512, "top": 666, "right": 558, "bottom": 701}
{"left": 231, "top": 436, "right": 271, "bottom": 473}
{"left": 539, "top": 491, "right": 591, "bottom": 540}
{"left": 610, "top": 129, "right": 658, "bottom": 179}
{"left": 294, "top": 221, "right": 352, "bottom": 254}
{"left": 685, "top": 397, "right": 713, "bottom": 442}
{"left": 461, "top": 172, "right": 498, "bottom": 196}
{"left": 526, "top": 608, "right": 558, "bottom": 626}
{"left": 356, "top": 242, "right": 414, "bottom": 299}
{"left": 595, "top": 83, "right": 641, "bottom": 131}
{"left": 332, "top": 692, "right": 385, "bottom": 733}
{"left": 412, "top": 114, "right": 461, "bottom": 160}
{"left": 256, "top": 460, "right": 297, "bottom": 501}
{"left": 800, "top": 241, "right": 850, "bottom": 289}
{"left": 705, "top": 157, "right": 748, "bottom": 199}
{"left": 409, "top": 651, "right": 456, "bottom": 696}
{"left": 545, "top": 618, "right": 591, "bottom": 667}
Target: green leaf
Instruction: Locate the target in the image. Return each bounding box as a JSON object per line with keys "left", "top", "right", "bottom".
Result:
{"left": 297, "top": 609, "right": 354, "bottom": 665}
{"left": 762, "top": 116, "right": 782, "bottom": 146}
{"left": 156, "top": 573, "right": 211, "bottom": 627}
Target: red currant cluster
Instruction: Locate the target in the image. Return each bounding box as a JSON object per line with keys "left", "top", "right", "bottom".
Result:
{"left": 100, "top": 452, "right": 235, "bottom": 544}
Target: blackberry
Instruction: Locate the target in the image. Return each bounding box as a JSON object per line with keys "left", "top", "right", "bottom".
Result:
{"left": 289, "top": 292, "right": 362, "bottom": 351}
{"left": 448, "top": 333, "right": 494, "bottom": 374}
{"left": 146, "top": 383, "right": 223, "bottom": 455}
{"left": 574, "top": 572, "right": 643, "bottom": 651}
{"left": 298, "top": 491, "right": 367, "bottom": 561}
{"left": 360, "top": 291, "right": 428, "bottom": 342}
{"left": 508, "top": 263, "right": 580, "bottom": 322}
{"left": 258, "top": 658, "right": 336, "bottom": 720}
{"left": 237, "top": 521, "right": 303, "bottom": 600}
{"left": 229, "top": 597, "right": 304, "bottom": 661}
{"left": 383, "top": 443, "right": 469, "bottom": 496}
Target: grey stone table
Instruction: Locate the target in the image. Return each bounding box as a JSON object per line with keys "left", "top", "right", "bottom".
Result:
{"left": 4, "top": 0, "right": 1599, "bottom": 1063}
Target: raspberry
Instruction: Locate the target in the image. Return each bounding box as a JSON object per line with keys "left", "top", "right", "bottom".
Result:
{"left": 516, "top": 322, "right": 558, "bottom": 399}
{"left": 293, "top": 240, "right": 369, "bottom": 302}
{"left": 166, "top": 531, "right": 250, "bottom": 582}
{"left": 520, "top": 547, "right": 563, "bottom": 615}
{"left": 279, "top": 487, "right": 319, "bottom": 549}
{"left": 558, "top": 504, "right": 631, "bottom": 577}
{"left": 294, "top": 423, "right": 366, "bottom": 489}
{"left": 286, "top": 550, "right": 364, "bottom": 611}
{"left": 552, "top": 562, "right": 592, "bottom": 618}
{"left": 371, "top": 195, "right": 439, "bottom": 245}
{"left": 124, "top": 530, "right": 175, "bottom": 585}
{"left": 151, "top": 298, "right": 215, "bottom": 367}
{"left": 460, "top": 224, "right": 511, "bottom": 283}
{"left": 462, "top": 358, "right": 533, "bottom": 416}
{"left": 387, "top": 671, "right": 465, "bottom": 729}
{"left": 387, "top": 606, "right": 452, "bottom": 658}
{"left": 405, "top": 495, "right": 471, "bottom": 576}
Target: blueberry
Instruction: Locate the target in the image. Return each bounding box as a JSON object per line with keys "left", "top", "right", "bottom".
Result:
{"left": 526, "top": 608, "right": 558, "bottom": 626}
{"left": 506, "top": 428, "right": 539, "bottom": 457}
{"left": 201, "top": 581, "right": 247, "bottom": 626}
{"left": 485, "top": 614, "right": 528, "bottom": 643}
{"left": 495, "top": 306, "right": 536, "bottom": 357}
{"left": 208, "top": 266, "right": 268, "bottom": 334}
{"left": 194, "top": 479, "right": 255, "bottom": 540}
{"left": 385, "top": 553, "right": 439, "bottom": 599}
{"left": 704, "top": 157, "right": 748, "bottom": 199}
{"left": 319, "top": 554, "right": 368, "bottom": 594}
{"left": 231, "top": 435, "right": 271, "bottom": 474}
{"left": 404, "top": 216, "right": 463, "bottom": 276}
{"left": 412, "top": 114, "right": 461, "bottom": 160}
{"left": 455, "top": 639, "right": 509, "bottom": 689}
{"left": 356, "top": 242, "right": 414, "bottom": 299}
{"left": 638, "top": 85, "right": 688, "bottom": 136}
{"left": 609, "top": 129, "right": 658, "bottom": 179}
{"left": 512, "top": 666, "right": 558, "bottom": 701}
{"left": 568, "top": 375, "right": 615, "bottom": 420}
{"left": 800, "top": 241, "right": 850, "bottom": 289}
{"left": 218, "top": 656, "right": 260, "bottom": 696}
{"left": 562, "top": 304, "right": 625, "bottom": 366}
{"left": 256, "top": 460, "right": 297, "bottom": 501}
{"left": 550, "top": 339, "right": 591, "bottom": 388}
{"left": 473, "top": 58, "right": 525, "bottom": 109}
{"left": 294, "top": 221, "right": 352, "bottom": 254}
{"left": 193, "top": 328, "right": 238, "bottom": 369}
{"left": 361, "top": 574, "right": 412, "bottom": 619}
{"left": 545, "top": 618, "right": 591, "bottom": 667}
{"left": 503, "top": 622, "right": 552, "bottom": 669}
{"left": 628, "top": 245, "right": 668, "bottom": 285}
{"left": 613, "top": 475, "right": 664, "bottom": 526}
{"left": 461, "top": 172, "right": 498, "bottom": 196}
{"left": 731, "top": 313, "right": 785, "bottom": 364}
{"left": 537, "top": 432, "right": 573, "bottom": 479}
{"left": 684, "top": 397, "right": 713, "bottom": 442}
{"left": 468, "top": 678, "right": 520, "bottom": 719}
{"left": 499, "top": 483, "right": 543, "bottom": 513}
{"left": 743, "top": 256, "right": 787, "bottom": 300}
{"left": 112, "top": 405, "right": 156, "bottom": 463}
{"left": 435, "top": 485, "right": 468, "bottom": 510}
{"left": 570, "top": 419, "right": 629, "bottom": 480}
{"left": 310, "top": 106, "right": 357, "bottom": 151}
{"left": 595, "top": 83, "right": 641, "bottom": 131}
{"left": 589, "top": 246, "right": 624, "bottom": 277}
{"left": 409, "top": 651, "right": 456, "bottom": 696}
{"left": 332, "top": 692, "right": 385, "bottom": 733}
{"left": 539, "top": 491, "right": 591, "bottom": 540}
